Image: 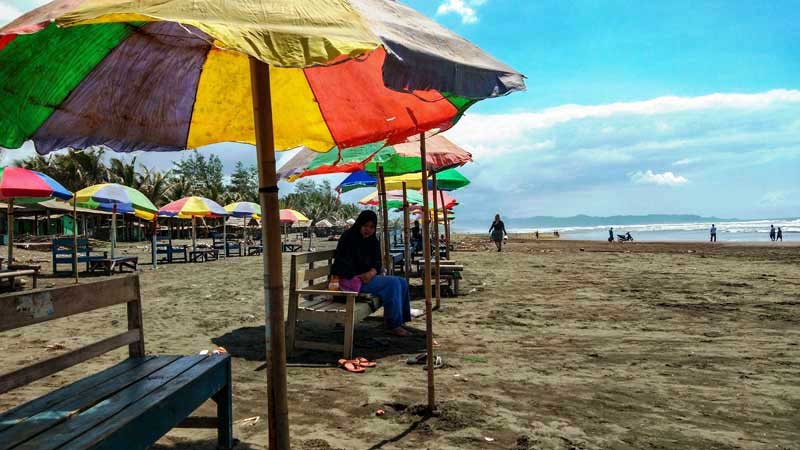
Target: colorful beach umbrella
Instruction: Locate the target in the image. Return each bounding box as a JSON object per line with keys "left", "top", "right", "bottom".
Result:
{"left": 359, "top": 190, "right": 424, "bottom": 210}
{"left": 0, "top": 0, "right": 525, "bottom": 441}
{"left": 423, "top": 190, "right": 458, "bottom": 210}
{"left": 159, "top": 197, "right": 228, "bottom": 251}
{"left": 74, "top": 183, "right": 158, "bottom": 259}
{"left": 384, "top": 168, "right": 471, "bottom": 191}
{"left": 224, "top": 202, "right": 262, "bottom": 219}
{"left": 0, "top": 166, "right": 72, "bottom": 202}
{"left": 280, "top": 135, "right": 472, "bottom": 180}
{"left": 0, "top": 166, "right": 73, "bottom": 269}
{"left": 336, "top": 171, "right": 378, "bottom": 194}
{"left": 279, "top": 209, "right": 310, "bottom": 224}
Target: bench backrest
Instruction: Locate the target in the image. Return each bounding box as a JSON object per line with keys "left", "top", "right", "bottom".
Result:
{"left": 52, "top": 238, "right": 91, "bottom": 253}
{"left": 289, "top": 250, "right": 335, "bottom": 293}
{"left": 0, "top": 275, "right": 144, "bottom": 396}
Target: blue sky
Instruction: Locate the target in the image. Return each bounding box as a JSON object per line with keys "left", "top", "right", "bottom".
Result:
{"left": 2, "top": 0, "right": 799, "bottom": 225}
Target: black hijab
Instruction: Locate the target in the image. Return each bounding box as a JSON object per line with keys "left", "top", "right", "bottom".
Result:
{"left": 331, "top": 210, "right": 382, "bottom": 278}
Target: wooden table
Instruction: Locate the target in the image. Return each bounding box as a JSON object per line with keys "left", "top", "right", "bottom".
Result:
{"left": 0, "top": 269, "right": 38, "bottom": 291}
{"left": 89, "top": 257, "right": 139, "bottom": 276}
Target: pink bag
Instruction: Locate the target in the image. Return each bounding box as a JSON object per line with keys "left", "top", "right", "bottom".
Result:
{"left": 339, "top": 276, "right": 362, "bottom": 293}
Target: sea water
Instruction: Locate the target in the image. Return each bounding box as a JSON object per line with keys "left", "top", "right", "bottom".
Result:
{"left": 516, "top": 219, "right": 799, "bottom": 242}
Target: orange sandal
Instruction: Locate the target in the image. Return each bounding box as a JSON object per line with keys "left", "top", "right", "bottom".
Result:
{"left": 355, "top": 357, "right": 376, "bottom": 368}
{"left": 338, "top": 358, "right": 365, "bottom": 373}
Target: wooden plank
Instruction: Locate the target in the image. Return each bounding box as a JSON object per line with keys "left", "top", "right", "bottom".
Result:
{"left": 297, "top": 309, "right": 343, "bottom": 324}
{"left": 127, "top": 276, "right": 145, "bottom": 358}
{"left": 0, "top": 330, "right": 142, "bottom": 396}
{"left": 15, "top": 356, "right": 207, "bottom": 450}
{"left": 299, "top": 265, "right": 330, "bottom": 282}
{"left": 175, "top": 416, "right": 219, "bottom": 429}
{"left": 0, "top": 356, "right": 178, "bottom": 448}
{"left": 294, "top": 340, "right": 343, "bottom": 353}
{"left": 292, "top": 250, "right": 335, "bottom": 266}
{"left": 65, "top": 355, "right": 230, "bottom": 450}
{"left": 315, "top": 301, "right": 346, "bottom": 313}
{"left": 343, "top": 296, "right": 356, "bottom": 359}
{"left": 299, "top": 297, "right": 330, "bottom": 310}
{"left": 0, "top": 357, "right": 154, "bottom": 434}
{"left": 0, "top": 276, "right": 139, "bottom": 332}
{"left": 296, "top": 289, "right": 359, "bottom": 297}
{"left": 0, "top": 270, "right": 36, "bottom": 278}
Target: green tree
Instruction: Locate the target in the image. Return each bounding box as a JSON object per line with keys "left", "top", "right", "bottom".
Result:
{"left": 226, "top": 161, "right": 258, "bottom": 203}
{"left": 281, "top": 179, "right": 361, "bottom": 224}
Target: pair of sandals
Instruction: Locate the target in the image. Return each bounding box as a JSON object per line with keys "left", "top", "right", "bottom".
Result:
{"left": 338, "top": 357, "right": 377, "bottom": 373}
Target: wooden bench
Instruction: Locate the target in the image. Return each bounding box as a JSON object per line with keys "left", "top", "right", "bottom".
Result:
{"left": 189, "top": 248, "right": 220, "bottom": 263}
{"left": 282, "top": 242, "right": 303, "bottom": 253}
{"left": 0, "top": 276, "right": 234, "bottom": 449}
{"left": 51, "top": 238, "right": 107, "bottom": 275}
{"left": 287, "top": 250, "right": 383, "bottom": 359}
{"left": 211, "top": 234, "right": 243, "bottom": 257}
{"left": 89, "top": 256, "right": 139, "bottom": 276}
{"left": 156, "top": 239, "right": 188, "bottom": 264}
{"left": 414, "top": 259, "right": 464, "bottom": 296}
{"left": 0, "top": 269, "right": 38, "bottom": 291}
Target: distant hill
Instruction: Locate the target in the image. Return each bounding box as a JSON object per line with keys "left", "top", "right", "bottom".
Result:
{"left": 505, "top": 214, "right": 742, "bottom": 229}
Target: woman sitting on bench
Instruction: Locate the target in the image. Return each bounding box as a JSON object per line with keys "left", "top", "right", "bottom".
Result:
{"left": 332, "top": 210, "right": 412, "bottom": 337}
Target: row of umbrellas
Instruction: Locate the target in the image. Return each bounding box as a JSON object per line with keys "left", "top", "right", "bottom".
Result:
{"left": 0, "top": 0, "right": 525, "bottom": 445}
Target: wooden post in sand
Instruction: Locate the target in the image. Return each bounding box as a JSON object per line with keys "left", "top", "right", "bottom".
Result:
{"left": 402, "top": 182, "right": 411, "bottom": 279}
{"left": 432, "top": 174, "right": 442, "bottom": 310}
{"left": 6, "top": 200, "right": 13, "bottom": 265}
{"left": 250, "top": 56, "right": 290, "bottom": 450}
{"left": 377, "top": 165, "right": 391, "bottom": 273}
{"left": 419, "top": 133, "right": 436, "bottom": 410}
{"left": 441, "top": 190, "right": 451, "bottom": 260}
{"left": 72, "top": 201, "right": 79, "bottom": 284}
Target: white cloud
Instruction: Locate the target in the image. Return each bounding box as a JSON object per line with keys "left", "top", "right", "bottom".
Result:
{"left": 436, "top": 0, "right": 483, "bottom": 24}
{"left": 0, "top": 2, "right": 22, "bottom": 26}
{"left": 672, "top": 158, "right": 699, "bottom": 166}
{"left": 630, "top": 170, "right": 688, "bottom": 186}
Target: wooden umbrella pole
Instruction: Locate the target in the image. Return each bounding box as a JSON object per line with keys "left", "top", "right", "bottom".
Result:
{"left": 152, "top": 218, "right": 157, "bottom": 270}
{"left": 73, "top": 201, "right": 79, "bottom": 284}
{"left": 419, "top": 133, "right": 436, "bottom": 411}
{"left": 442, "top": 193, "right": 451, "bottom": 260}
{"left": 377, "top": 165, "right": 391, "bottom": 273}
{"left": 111, "top": 204, "right": 117, "bottom": 259}
{"left": 6, "top": 200, "right": 13, "bottom": 265}
{"left": 250, "top": 56, "right": 290, "bottom": 450}
{"left": 402, "top": 182, "right": 411, "bottom": 280}
{"left": 432, "top": 174, "right": 442, "bottom": 310}
{"left": 191, "top": 216, "right": 197, "bottom": 251}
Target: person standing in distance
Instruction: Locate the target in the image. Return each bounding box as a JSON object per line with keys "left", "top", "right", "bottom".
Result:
{"left": 489, "top": 214, "right": 507, "bottom": 252}
{"left": 710, "top": 224, "right": 717, "bottom": 242}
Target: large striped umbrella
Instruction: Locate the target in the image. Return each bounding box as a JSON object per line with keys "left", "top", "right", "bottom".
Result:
{"left": 279, "top": 209, "right": 310, "bottom": 224}
{"left": 225, "top": 202, "right": 262, "bottom": 250}
{"left": 359, "top": 189, "right": 424, "bottom": 210}
{"left": 74, "top": 183, "right": 158, "bottom": 259}
{"left": 336, "top": 171, "right": 378, "bottom": 194}
{"left": 384, "top": 168, "right": 471, "bottom": 191}
{"left": 0, "top": 0, "right": 525, "bottom": 442}
{"left": 279, "top": 135, "right": 472, "bottom": 180}
{"left": 159, "top": 197, "right": 228, "bottom": 250}
{"left": 0, "top": 166, "right": 73, "bottom": 267}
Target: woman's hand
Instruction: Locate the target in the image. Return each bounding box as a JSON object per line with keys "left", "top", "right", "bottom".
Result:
{"left": 360, "top": 268, "right": 378, "bottom": 284}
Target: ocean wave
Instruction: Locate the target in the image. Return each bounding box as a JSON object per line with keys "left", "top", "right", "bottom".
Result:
{"left": 514, "top": 219, "right": 800, "bottom": 234}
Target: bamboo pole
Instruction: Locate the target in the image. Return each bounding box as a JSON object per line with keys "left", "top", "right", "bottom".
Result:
{"left": 377, "top": 165, "right": 391, "bottom": 273}
{"left": 73, "top": 201, "right": 79, "bottom": 284}
{"left": 223, "top": 217, "right": 227, "bottom": 258}
{"left": 191, "top": 215, "right": 197, "bottom": 251}
{"left": 6, "top": 200, "right": 13, "bottom": 265}
{"left": 402, "top": 182, "right": 411, "bottom": 279}
{"left": 250, "top": 56, "right": 290, "bottom": 450}
{"left": 432, "top": 174, "right": 442, "bottom": 310}
{"left": 419, "top": 133, "right": 436, "bottom": 411}
{"left": 111, "top": 204, "right": 117, "bottom": 259}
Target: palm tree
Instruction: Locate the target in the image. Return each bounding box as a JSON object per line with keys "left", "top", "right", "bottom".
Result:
{"left": 139, "top": 167, "right": 172, "bottom": 207}
{"left": 108, "top": 156, "right": 139, "bottom": 188}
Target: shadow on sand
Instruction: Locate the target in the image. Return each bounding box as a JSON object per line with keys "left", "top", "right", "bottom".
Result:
{"left": 213, "top": 317, "right": 428, "bottom": 365}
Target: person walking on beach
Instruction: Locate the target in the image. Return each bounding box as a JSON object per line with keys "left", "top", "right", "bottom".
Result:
{"left": 777, "top": 227, "right": 783, "bottom": 242}
{"left": 608, "top": 227, "right": 614, "bottom": 243}
{"left": 770, "top": 225, "right": 776, "bottom": 241}
{"left": 489, "top": 214, "right": 507, "bottom": 252}
{"left": 710, "top": 224, "right": 717, "bottom": 242}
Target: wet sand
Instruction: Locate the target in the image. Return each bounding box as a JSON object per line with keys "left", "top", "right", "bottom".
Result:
{"left": 1, "top": 236, "right": 799, "bottom": 449}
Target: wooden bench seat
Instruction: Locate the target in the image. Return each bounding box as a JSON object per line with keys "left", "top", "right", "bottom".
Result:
{"left": 0, "top": 269, "right": 37, "bottom": 291}
{"left": 0, "top": 276, "right": 233, "bottom": 450}
{"left": 156, "top": 240, "right": 188, "bottom": 264}
{"left": 287, "top": 250, "right": 383, "bottom": 358}
{"left": 88, "top": 256, "right": 139, "bottom": 276}
{"left": 51, "top": 238, "right": 107, "bottom": 275}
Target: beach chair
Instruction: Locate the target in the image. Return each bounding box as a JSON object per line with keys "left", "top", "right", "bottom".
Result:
{"left": 212, "top": 233, "right": 242, "bottom": 257}
{"left": 156, "top": 238, "right": 188, "bottom": 263}
{"left": 51, "top": 238, "right": 107, "bottom": 274}
{"left": 286, "top": 250, "right": 383, "bottom": 359}
{"left": 0, "top": 276, "right": 234, "bottom": 449}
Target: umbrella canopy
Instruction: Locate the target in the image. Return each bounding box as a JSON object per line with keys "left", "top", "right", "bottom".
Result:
{"left": 225, "top": 202, "right": 262, "bottom": 219}
{"left": 0, "top": 166, "right": 72, "bottom": 202}
{"left": 279, "top": 135, "right": 472, "bottom": 180}
{"left": 336, "top": 171, "right": 378, "bottom": 194}
{"left": 384, "top": 168, "right": 470, "bottom": 191}
{"left": 359, "top": 189, "right": 424, "bottom": 209}
{"left": 74, "top": 183, "right": 158, "bottom": 217}
{"left": 280, "top": 209, "right": 310, "bottom": 224}
{"left": 424, "top": 190, "right": 458, "bottom": 210}
{"left": 314, "top": 219, "right": 334, "bottom": 228}
{"left": 0, "top": 2, "right": 524, "bottom": 156}
{"left": 159, "top": 196, "right": 228, "bottom": 218}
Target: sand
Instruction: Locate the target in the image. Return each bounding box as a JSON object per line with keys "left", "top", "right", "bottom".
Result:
{"left": 1, "top": 236, "right": 799, "bottom": 449}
